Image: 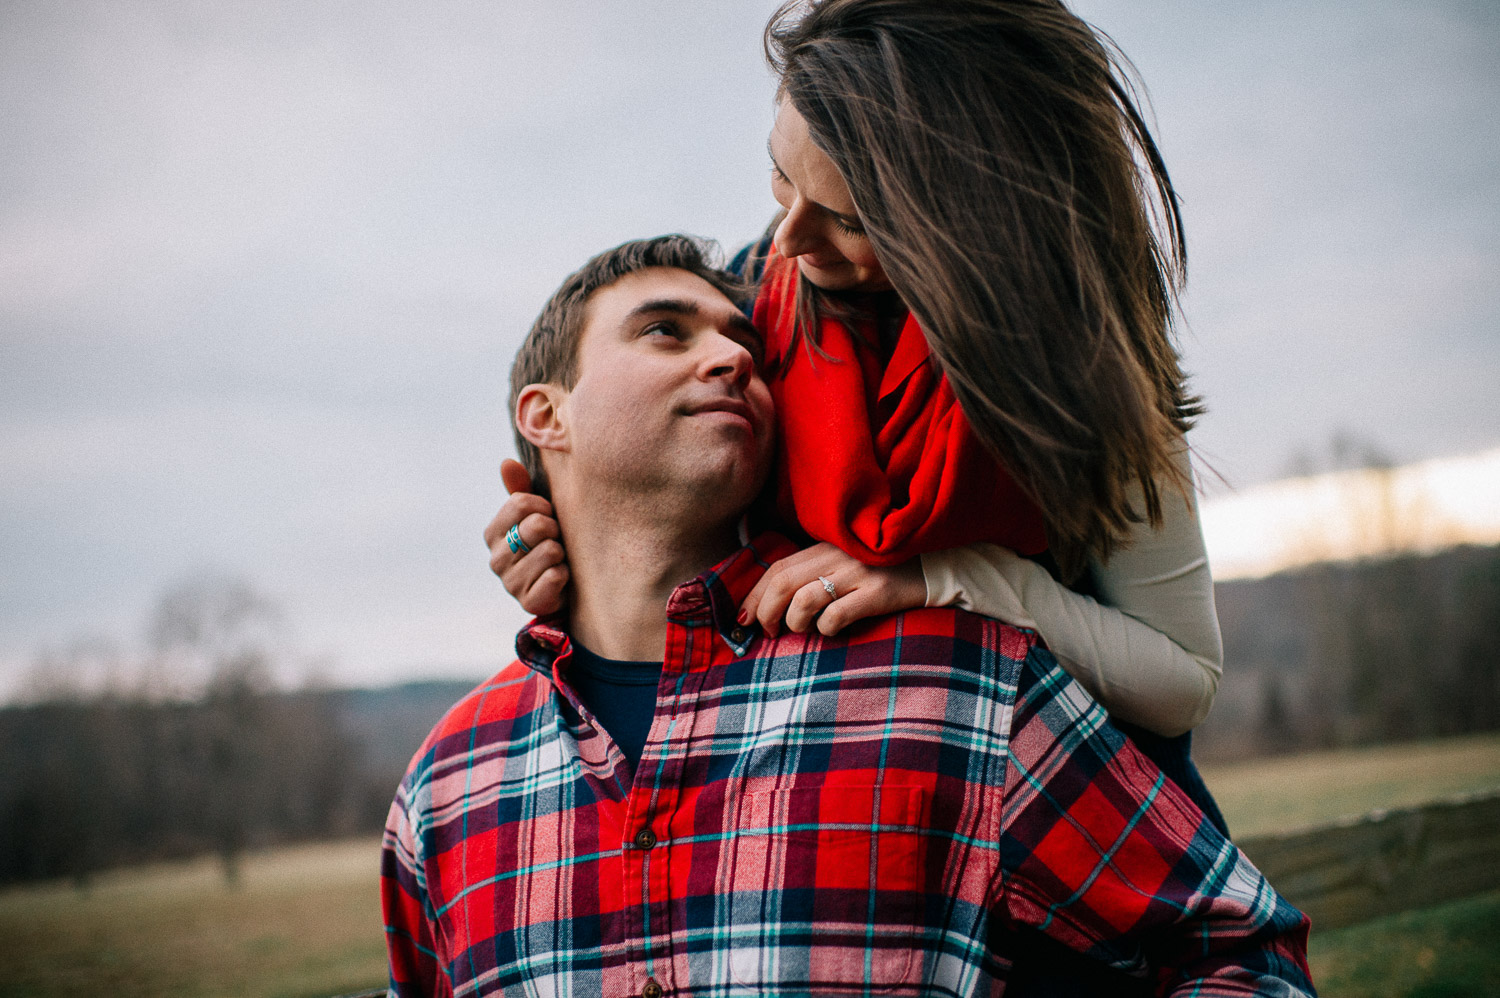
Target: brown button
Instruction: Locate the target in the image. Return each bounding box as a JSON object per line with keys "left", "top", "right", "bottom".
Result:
{"left": 634, "top": 828, "right": 658, "bottom": 850}
{"left": 642, "top": 979, "right": 664, "bottom": 998}
{"left": 730, "top": 626, "right": 750, "bottom": 644}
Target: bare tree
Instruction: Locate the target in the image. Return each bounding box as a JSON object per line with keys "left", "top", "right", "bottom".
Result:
{"left": 144, "top": 572, "right": 285, "bottom": 698}
{"left": 1, "top": 572, "right": 387, "bottom": 887}
{"left": 146, "top": 574, "right": 285, "bottom": 881}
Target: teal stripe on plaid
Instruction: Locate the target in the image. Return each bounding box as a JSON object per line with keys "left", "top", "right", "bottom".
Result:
{"left": 1035, "top": 771, "right": 1168, "bottom": 931}
{"left": 434, "top": 848, "right": 623, "bottom": 920}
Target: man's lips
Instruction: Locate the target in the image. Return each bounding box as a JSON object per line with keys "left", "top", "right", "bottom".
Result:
{"left": 685, "top": 397, "right": 757, "bottom": 431}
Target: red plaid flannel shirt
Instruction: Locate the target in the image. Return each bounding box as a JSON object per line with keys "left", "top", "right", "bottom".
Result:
{"left": 382, "top": 535, "right": 1313, "bottom": 997}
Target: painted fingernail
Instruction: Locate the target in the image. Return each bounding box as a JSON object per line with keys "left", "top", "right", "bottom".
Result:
{"left": 737, "top": 608, "right": 750, "bottom": 625}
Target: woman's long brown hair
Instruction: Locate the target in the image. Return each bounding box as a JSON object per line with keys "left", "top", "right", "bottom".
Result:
{"left": 766, "top": 0, "right": 1202, "bottom": 580}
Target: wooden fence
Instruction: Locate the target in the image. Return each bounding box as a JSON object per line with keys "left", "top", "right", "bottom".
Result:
{"left": 1237, "top": 788, "right": 1500, "bottom": 930}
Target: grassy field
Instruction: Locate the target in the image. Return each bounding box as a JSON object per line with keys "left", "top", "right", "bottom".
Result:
{"left": 1310, "top": 890, "right": 1500, "bottom": 998}
{"left": 2, "top": 732, "right": 1497, "bottom": 997}
{"left": 1202, "top": 730, "right": 1500, "bottom": 839}
{"left": 0, "top": 838, "right": 386, "bottom": 998}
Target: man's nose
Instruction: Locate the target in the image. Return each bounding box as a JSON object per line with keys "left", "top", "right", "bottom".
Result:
{"left": 700, "top": 333, "right": 754, "bottom": 387}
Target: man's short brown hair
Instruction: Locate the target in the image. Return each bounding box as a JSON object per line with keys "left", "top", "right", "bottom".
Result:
{"left": 508, "top": 235, "right": 749, "bottom": 497}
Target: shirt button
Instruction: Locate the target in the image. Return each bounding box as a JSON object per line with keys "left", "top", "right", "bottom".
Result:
{"left": 634, "top": 828, "right": 658, "bottom": 850}
{"left": 642, "top": 979, "right": 664, "bottom": 998}
{"left": 730, "top": 626, "right": 750, "bottom": 644}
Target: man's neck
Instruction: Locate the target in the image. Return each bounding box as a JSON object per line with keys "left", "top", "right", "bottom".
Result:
{"left": 554, "top": 488, "right": 740, "bottom": 662}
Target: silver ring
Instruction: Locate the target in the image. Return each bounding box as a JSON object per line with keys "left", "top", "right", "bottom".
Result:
{"left": 505, "top": 523, "right": 532, "bottom": 556}
{"left": 818, "top": 575, "right": 836, "bottom": 599}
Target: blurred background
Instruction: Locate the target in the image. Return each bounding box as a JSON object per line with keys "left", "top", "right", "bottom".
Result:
{"left": 1, "top": 2, "right": 1497, "bottom": 996}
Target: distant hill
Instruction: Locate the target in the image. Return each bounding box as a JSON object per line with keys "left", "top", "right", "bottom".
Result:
{"left": 1200, "top": 542, "right": 1500, "bottom": 762}
{"left": 330, "top": 678, "right": 479, "bottom": 780}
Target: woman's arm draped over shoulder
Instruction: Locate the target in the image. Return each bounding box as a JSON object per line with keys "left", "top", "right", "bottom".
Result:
{"left": 923, "top": 445, "right": 1221, "bottom": 737}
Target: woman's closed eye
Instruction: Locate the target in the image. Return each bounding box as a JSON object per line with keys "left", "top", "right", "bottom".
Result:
{"left": 831, "top": 215, "right": 866, "bottom": 238}
{"left": 771, "top": 164, "right": 865, "bottom": 237}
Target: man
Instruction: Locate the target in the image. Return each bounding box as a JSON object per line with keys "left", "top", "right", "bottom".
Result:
{"left": 381, "top": 235, "right": 1315, "bottom": 997}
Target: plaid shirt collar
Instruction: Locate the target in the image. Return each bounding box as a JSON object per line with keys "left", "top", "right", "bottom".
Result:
{"left": 514, "top": 531, "right": 800, "bottom": 676}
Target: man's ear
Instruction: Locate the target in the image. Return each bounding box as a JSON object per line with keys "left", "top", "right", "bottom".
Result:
{"left": 515, "top": 383, "right": 571, "bottom": 454}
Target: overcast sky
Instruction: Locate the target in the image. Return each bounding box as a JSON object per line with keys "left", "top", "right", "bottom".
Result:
{"left": 2, "top": 0, "right": 1497, "bottom": 696}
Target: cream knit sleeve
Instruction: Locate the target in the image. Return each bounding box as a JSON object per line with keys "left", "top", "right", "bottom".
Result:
{"left": 921, "top": 449, "right": 1222, "bottom": 736}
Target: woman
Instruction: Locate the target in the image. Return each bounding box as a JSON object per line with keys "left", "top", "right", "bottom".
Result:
{"left": 489, "top": 0, "right": 1225, "bottom": 830}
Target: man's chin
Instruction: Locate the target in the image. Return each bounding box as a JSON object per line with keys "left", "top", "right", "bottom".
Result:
{"left": 686, "top": 457, "right": 768, "bottom": 518}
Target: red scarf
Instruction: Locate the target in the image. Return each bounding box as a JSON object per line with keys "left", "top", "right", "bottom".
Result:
{"left": 754, "top": 251, "right": 1047, "bottom": 566}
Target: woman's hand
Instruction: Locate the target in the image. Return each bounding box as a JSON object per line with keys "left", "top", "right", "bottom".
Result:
{"left": 739, "top": 542, "right": 925, "bottom": 638}
{"left": 483, "top": 460, "right": 569, "bottom": 616}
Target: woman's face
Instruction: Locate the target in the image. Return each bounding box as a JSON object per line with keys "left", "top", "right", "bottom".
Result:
{"left": 768, "top": 101, "right": 891, "bottom": 293}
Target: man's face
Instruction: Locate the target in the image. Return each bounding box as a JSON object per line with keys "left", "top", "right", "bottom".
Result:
{"left": 555, "top": 267, "right": 775, "bottom": 511}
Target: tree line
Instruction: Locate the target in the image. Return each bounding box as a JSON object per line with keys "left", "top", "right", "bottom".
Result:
{"left": 5, "top": 541, "right": 1497, "bottom": 885}
{"left": 0, "top": 572, "right": 423, "bottom": 886}
{"left": 1199, "top": 542, "right": 1500, "bottom": 761}
{"left": 0, "top": 681, "right": 387, "bottom": 885}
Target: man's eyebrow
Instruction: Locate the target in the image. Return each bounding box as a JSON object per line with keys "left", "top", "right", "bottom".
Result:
{"left": 626, "top": 298, "right": 763, "bottom": 351}
{"left": 625, "top": 297, "right": 700, "bottom": 321}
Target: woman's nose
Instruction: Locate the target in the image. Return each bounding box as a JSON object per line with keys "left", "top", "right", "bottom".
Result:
{"left": 774, "top": 200, "right": 819, "bottom": 259}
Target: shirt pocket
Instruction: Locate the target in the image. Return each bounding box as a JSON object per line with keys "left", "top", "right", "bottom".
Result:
{"left": 721, "top": 784, "right": 926, "bottom": 992}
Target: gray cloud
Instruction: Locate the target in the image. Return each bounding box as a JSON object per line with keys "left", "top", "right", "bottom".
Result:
{"left": 2, "top": 0, "right": 1496, "bottom": 693}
